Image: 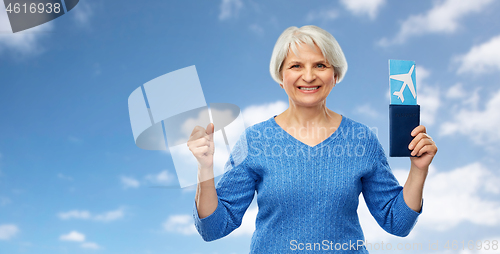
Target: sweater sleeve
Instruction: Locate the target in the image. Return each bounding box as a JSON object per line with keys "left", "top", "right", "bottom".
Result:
{"left": 192, "top": 131, "right": 257, "bottom": 241}
{"left": 361, "top": 138, "right": 422, "bottom": 237}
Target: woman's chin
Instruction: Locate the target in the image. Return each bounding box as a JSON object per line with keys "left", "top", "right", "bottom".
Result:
{"left": 291, "top": 98, "right": 326, "bottom": 108}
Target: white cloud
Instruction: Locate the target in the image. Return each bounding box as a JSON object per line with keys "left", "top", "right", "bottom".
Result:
{"left": 340, "top": 0, "right": 385, "bottom": 20}
{"left": 174, "top": 109, "right": 212, "bottom": 146}
{"left": 0, "top": 2, "right": 53, "bottom": 55}
{"left": 360, "top": 163, "right": 500, "bottom": 240}
{"left": 354, "top": 104, "right": 379, "bottom": 118}
{"left": 448, "top": 86, "right": 481, "bottom": 110}
{"left": 0, "top": 224, "right": 19, "bottom": 240}
{"left": 145, "top": 170, "right": 174, "bottom": 185}
{"left": 416, "top": 66, "right": 441, "bottom": 126}
{"left": 440, "top": 88, "right": 500, "bottom": 145}
{"left": 120, "top": 176, "right": 140, "bottom": 189}
{"left": 72, "top": 1, "right": 93, "bottom": 26}
{"left": 58, "top": 210, "right": 91, "bottom": 220}
{"left": 249, "top": 24, "right": 264, "bottom": 35}
{"left": 57, "top": 173, "right": 73, "bottom": 181}
{"left": 60, "top": 231, "right": 101, "bottom": 250}
{"left": 416, "top": 65, "right": 430, "bottom": 86}
{"left": 219, "top": 0, "right": 243, "bottom": 21}
{"left": 379, "top": 0, "right": 495, "bottom": 46}
{"left": 415, "top": 163, "right": 500, "bottom": 231}
{"left": 81, "top": 242, "right": 100, "bottom": 250}
{"left": 241, "top": 100, "right": 288, "bottom": 127}
{"left": 120, "top": 170, "right": 175, "bottom": 188}
{"left": 60, "top": 231, "right": 85, "bottom": 242}
{"left": 163, "top": 214, "right": 197, "bottom": 235}
{"left": 58, "top": 208, "right": 124, "bottom": 222}
{"left": 456, "top": 35, "right": 500, "bottom": 74}
{"left": 446, "top": 83, "right": 466, "bottom": 99}
{"left": 93, "top": 208, "right": 124, "bottom": 222}
{"left": 230, "top": 204, "right": 258, "bottom": 237}
{"left": 305, "top": 8, "right": 339, "bottom": 23}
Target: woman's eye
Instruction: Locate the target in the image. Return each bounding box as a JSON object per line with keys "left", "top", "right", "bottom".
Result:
{"left": 317, "top": 64, "right": 326, "bottom": 68}
{"left": 291, "top": 65, "right": 300, "bottom": 69}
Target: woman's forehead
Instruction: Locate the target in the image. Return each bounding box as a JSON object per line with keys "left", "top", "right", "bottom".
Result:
{"left": 284, "top": 52, "right": 328, "bottom": 63}
{"left": 285, "top": 44, "right": 326, "bottom": 62}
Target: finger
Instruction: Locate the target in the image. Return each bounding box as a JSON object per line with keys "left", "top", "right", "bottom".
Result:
{"left": 205, "top": 123, "right": 214, "bottom": 142}
{"left": 411, "top": 138, "right": 433, "bottom": 156}
{"left": 411, "top": 125, "right": 427, "bottom": 137}
{"left": 409, "top": 132, "right": 427, "bottom": 150}
{"left": 416, "top": 144, "right": 437, "bottom": 157}
{"left": 411, "top": 135, "right": 432, "bottom": 154}
{"left": 424, "top": 133, "right": 434, "bottom": 142}
{"left": 189, "top": 138, "right": 210, "bottom": 149}
{"left": 190, "top": 125, "right": 204, "bottom": 136}
{"left": 188, "top": 139, "right": 208, "bottom": 151}
{"left": 188, "top": 126, "right": 206, "bottom": 141}
{"left": 206, "top": 123, "right": 214, "bottom": 135}
{"left": 192, "top": 146, "right": 211, "bottom": 156}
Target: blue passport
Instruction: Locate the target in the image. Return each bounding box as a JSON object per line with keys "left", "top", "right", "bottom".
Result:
{"left": 389, "top": 60, "right": 420, "bottom": 157}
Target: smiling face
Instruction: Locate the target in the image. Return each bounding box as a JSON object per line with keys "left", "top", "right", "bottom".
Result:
{"left": 280, "top": 43, "right": 336, "bottom": 108}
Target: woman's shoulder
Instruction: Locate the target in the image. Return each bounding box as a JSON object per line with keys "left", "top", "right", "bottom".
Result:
{"left": 340, "top": 115, "right": 379, "bottom": 141}
{"left": 341, "top": 116, "right": 387, "bottom": 160}
{"left": 242, "top": 115, "right": 280, "bottom": 138}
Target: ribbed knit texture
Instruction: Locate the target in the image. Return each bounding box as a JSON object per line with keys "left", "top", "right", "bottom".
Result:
{"left": 193, "top": 115, "right": 422, "bottom": 253}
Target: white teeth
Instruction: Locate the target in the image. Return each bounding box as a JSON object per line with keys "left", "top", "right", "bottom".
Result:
{"left": 299, "top": 86, "right": 319, "bottom": 90}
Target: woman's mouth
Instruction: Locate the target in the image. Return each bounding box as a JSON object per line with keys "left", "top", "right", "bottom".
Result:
{"left": 298, "top": 86, "right": 320, "bottom": 93}
{"left": 298, "top": 86, "right": 320, "bottom": 90}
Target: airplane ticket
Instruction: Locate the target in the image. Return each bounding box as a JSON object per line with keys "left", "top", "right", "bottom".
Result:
{"left": 389, "top": 60, "right": 417, "bottom": 105}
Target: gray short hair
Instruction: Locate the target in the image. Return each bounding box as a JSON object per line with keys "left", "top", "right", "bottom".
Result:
{"left": 269, "top": 25, "right": 348, "bottom": 84}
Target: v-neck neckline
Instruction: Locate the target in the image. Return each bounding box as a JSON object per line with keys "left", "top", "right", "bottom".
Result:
{"left": 270, "top": 114, "right": 346, "bottom": 149}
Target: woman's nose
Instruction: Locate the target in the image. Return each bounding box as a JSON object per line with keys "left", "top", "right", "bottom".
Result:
{"left": 302, "top": 68, "right": 316, "bottom": 83}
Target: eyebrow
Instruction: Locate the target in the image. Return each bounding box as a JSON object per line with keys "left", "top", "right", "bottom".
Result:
{"left": 286, "top": 60, "right": 329, "bottom": 66}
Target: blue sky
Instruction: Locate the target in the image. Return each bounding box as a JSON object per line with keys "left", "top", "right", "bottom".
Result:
{"left": 1, "top": 0, "right": 500, "bottom": 253}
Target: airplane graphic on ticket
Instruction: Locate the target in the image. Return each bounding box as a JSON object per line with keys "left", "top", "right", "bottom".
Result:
{"left": 389, "top": 60, "right": 417, "bottom": 105}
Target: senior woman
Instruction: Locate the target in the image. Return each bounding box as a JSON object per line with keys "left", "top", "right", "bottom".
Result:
{"left": 188, "top": 25, "right": 437, "bottom": 253}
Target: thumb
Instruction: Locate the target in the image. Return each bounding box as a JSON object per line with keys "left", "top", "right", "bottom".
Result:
{"left": 205, "top": 123, "right": 214, "bottom": 135}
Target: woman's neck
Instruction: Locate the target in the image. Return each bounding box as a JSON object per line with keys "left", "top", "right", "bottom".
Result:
{"left": 280, "top": 100, "right": 338, "bottom": 128}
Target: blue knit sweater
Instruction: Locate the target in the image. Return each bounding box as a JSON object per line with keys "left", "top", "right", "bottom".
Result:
{"left": 193, "top": 115, "right": 421, "bottom": 253}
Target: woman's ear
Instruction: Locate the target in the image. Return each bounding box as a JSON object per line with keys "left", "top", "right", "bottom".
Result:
{"left": 280, "top": 84, "right": 284, "bottom": 88}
